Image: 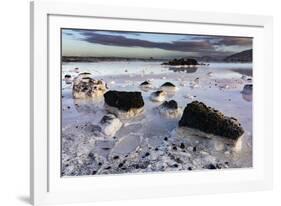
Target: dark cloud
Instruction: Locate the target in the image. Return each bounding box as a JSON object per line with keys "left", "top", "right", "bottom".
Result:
{"left": 216, "top": 37, "right": 252, "bottom": 46}
{"left": 63, "top": 31, "right": 73, "bottom": 36}
{"left": 80, "top": 31, "right": 215, "bottom": 52}
{"left": 68, "top": 30, "right": 252, "bottom": 57}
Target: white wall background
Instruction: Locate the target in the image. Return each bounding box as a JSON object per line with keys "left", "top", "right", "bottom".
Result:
{"left": 0, "top": 0, "right": 280, "bottom": 205}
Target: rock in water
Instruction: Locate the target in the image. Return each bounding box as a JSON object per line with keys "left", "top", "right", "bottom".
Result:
{"left": 242, "top": 84, "right": 253, "bottom": 95}
{"left": 64, "top": 74, "right": 72, "bottom": 84}
{"left": 104, "top": 90, "right": 144, "bottom": 118}
{"left": 179, "top": 101, "right": 244, "bottom": 140}
{"left": 156, "top": 100, "right": 182, "bottom": 118}
{"left": 150, "top": 90, "right": 167, "bottom": 102}
{"left": 162, "top": 58, "right": 199, "bottom": 66}
{"left": 139, "top": 80, "right": 153, "bottom": 91}
{"left": 72, "top": 73, "right": 107, "bottom": 99}
{"left": 99, "top": 114, "right": 123, "bottom": 137}
{"left": 161, "top": 100, "right": 178, "bottom": 109}
{"left": 160, "top": 82, "right": 177, "bottom": 92}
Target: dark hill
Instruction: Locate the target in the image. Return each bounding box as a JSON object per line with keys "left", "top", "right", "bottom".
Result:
{"left": 224, "top": 49, "right": 252, "bottom": 62}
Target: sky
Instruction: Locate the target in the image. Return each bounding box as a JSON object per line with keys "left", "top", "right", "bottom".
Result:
{"left": 62, "top": 29, "right": 252, "bottom": 59}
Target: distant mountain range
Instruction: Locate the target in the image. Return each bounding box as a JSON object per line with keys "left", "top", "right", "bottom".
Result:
{"left": 223, "top": 49, "right": 252, "bottom": 62}
{"left": 62, "top": 56, "right": 163, "bottom": 62}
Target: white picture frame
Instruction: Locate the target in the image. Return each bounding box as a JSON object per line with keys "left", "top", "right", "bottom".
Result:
{"left": 30, "top": 1, "right": 273, "bottom": 205}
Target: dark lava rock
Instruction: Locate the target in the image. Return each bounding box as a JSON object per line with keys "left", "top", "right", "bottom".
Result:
{"left": 140, "top": 81, "right": 150, "bottom": 86}
{"left": 113, "top": 155, "right": 119, "bottom": 160}
{"left": 180, "top": 143, "right": 185, "bottom": 149}
{"left": 162, "top": 58, "right": 199, "bottom": 66}
{"left": 100, "top": 113, "right": 116, "bottom": 124}
{"left": 104, "top": 90, "right": 144, "bottom": 111}
{"left": 179, "top": 101, "right": 244, "bottom": 140}
{"left": 161, "top": 82, "right": 176, "bottom": 87}
{"left": 242, "top": 84, "right": 253, "bottom": 94}
{"left": 161, "top": 100, "right": 178, "bottom": 109}
{"left": 205, "top": 164, "right": 216, "bottom": 169}
{"left": 79, "top": 72, "right": 92, "bottom": 75}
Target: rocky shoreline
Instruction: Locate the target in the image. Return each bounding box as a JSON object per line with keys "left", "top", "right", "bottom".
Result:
{"left": 61, "top": 67, "right": 252, "bottom": 176}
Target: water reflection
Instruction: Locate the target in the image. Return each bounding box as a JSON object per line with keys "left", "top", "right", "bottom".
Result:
{"left": 168, "top": 66, "right": 198, "bottom": 73}
{"left": 241, "top": 84, "right": 253, "bottom": 102}
{"left": 242, "top": 93, "right": 252, "bottom": 102}
{"left": 73, "top": 98, "right": 103, "bottom": 114}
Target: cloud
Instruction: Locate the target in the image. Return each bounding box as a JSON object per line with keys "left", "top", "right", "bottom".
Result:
{"left": 62, "top": 31, "right": 73, "bottom": 36}
{"left": 216, "top": 37, "right": 252, "bottom": 46}
{"left": 79, "top": 31, "right": 216, "bottom": 52}
{"left": 64, "top": 29, "right": 252, "bottom": 57}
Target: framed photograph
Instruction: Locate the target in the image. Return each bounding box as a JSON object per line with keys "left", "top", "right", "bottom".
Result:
{"left": 30, "top": 1, "right": 273, "bottom": 205}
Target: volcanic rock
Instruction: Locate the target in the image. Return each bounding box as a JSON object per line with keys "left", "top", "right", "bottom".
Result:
{"left": 99, "top": 114, "right": 123, "bottom": 137}
{"left": 139, "top": 80, "right": 153, "bottom": 91}
{"left": 179, "top": 101, "right": 244, "bottom": 140}
{"left": 160, "top": 82, "right": 177, "bottom": 92}
{"left": 156, "top": 100, "right": 181, "bottom": 118}
{"left": 162, "top": 58, "right": 199, "bottom": 66}
{"left": 242, "top": 84, "right": 253, "bottom": 95}
{"left": 72, "top": 73, "right": 107, "bottom": 98}
{"left": 104, "top": 90, "right": 144, "bottom": 118}
{"left": 150, "top": 90, "right": 167, "bottom": 102}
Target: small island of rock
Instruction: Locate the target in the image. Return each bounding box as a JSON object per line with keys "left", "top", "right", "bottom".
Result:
{"left": 162, "top": 58, "right": 199, "bottom": 66}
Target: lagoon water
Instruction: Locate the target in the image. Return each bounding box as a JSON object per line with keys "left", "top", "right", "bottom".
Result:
{"left": 61, "top": 61, "right": 253, "bottom": 176}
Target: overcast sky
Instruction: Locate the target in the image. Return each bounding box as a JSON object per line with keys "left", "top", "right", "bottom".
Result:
{"left": 62, "top": 29, "right": 252, "bottom": 59}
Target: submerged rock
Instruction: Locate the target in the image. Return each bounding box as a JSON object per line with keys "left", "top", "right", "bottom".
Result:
{"left": 104, "top": 90, "right": 144, "bottom": 118}
{"left": 179, "top": 101, "right": 244, "bottom": 140}
{"left": 156, "top": 100, "right": 182, "bottom": 118}
{"left": 111, "top": 134, "right": 142, "bottom": 156}
{"left": 99, "top": 114, "right": 123, "bottom": 137}
{"left": 72, "top": 73, "right": 107, "bottom": 99}
{"left": 150, "top": 90, "right": 167, "bottom": 102}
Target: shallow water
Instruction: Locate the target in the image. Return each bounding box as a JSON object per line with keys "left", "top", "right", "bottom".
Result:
{"left": 61, "top": 61, "right": 253, "bottom": 176}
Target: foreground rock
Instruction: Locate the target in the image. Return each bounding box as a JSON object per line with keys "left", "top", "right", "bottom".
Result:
{"left": 104, "top": 90, "right": 144, "bottom": 118}
{"left": 99, "top": 114, "right": 123, "bottom": 137}
{"left": 179, "top": 101, "right": 244, "bottom": 150}
{"left": 150, "top": 90, "right": 167, "bottom": 102}
{"left": 72, "top": 73, "right": 107, "bottom": 99}
{"left": 155, "top": 100, "right": 182, "bottom": 118}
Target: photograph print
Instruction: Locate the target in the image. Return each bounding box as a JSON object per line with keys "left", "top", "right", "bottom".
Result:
{"left": 61, "top": 28, "right": 253, "bottom": 176}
